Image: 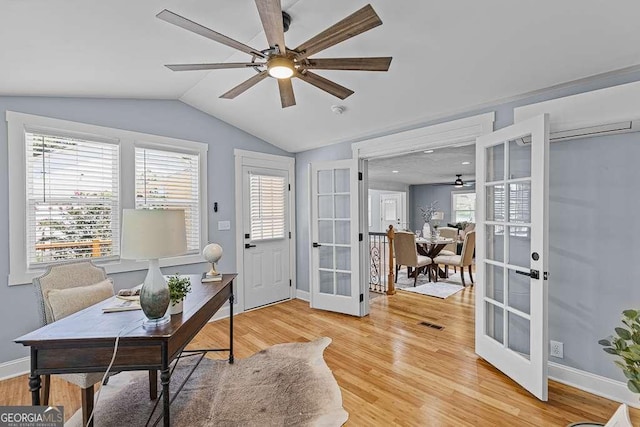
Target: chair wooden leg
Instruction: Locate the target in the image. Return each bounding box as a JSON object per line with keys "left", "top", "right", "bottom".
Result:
{"left": 461, "top": 268, "right": 466, "bottom": 287}
{"left": 445, "top": 265, "right": 449, "bottom": 278}
{"left": 81, "top": 385, "right": 95, "bottom": 427}
{"left": 149, "top": 370, "right": 158, "bottom": 400}
{"left": 41, "top": 374, "right": 50, "bottom": 405}
{"left": 468, "top": 265, "right": 474, "bottom": 284}
{"left": 413, "top": 267, "right": 419, "bottom": 286}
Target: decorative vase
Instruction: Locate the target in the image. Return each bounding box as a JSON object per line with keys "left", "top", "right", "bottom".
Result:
{"left": 139, "top": 258, "right": 171, "bottom": 326}
{"left": 168, "top": 299, "right": 184, "bottom": 315}
{"left": 422, "top": 223, "right": 432, "bottom": 239}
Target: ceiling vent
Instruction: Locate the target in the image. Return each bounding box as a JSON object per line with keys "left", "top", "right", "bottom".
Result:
{"left": 515, "top": 120, "right": 640, "bottom": 145}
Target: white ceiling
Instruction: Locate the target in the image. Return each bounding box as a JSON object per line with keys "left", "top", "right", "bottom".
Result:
{"left": 368, "top": 144, "right": 475, "bottom": 186}
{"left": 2, "top": 1, "right": 640, "bottom": 153}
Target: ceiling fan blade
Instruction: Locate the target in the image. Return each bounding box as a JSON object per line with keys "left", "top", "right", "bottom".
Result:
{"left": 294, "top": 4, "right": 382, "bottom": 60}
{"left": 220, "top": 71, "right": 269, "bottom": 99}
{"left": 255, "top": 0, "right": 286, "bottom": 54}
{"left": 278, "top": 78, "right": 296, "bottom": 108}
{"left": 297, "top": 71, "right": 354, "bottom": 100}
{"left": 302, "top": 57, "right": 392, "bottom": 71}
{"left": 157, "top": 9, "right": 265, "bottom": 59}
{"left": 166, "top": 63, "right": 264, "bottom": 71}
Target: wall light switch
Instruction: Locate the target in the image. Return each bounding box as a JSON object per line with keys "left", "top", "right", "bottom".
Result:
{"left": 217, "top": 220, "right": 231, "bottom": 231}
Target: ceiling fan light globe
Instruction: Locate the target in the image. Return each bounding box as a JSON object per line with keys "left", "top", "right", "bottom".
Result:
{"left": 267, "top": 57, "right": 294, "bottom": 79}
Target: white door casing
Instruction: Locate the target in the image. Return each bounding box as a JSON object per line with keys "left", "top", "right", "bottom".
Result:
{"left": 475, "top": 114, "right": 550, "bottom": 401}
{"left": 310, "top": 159, "right": 361, "bottom": 316}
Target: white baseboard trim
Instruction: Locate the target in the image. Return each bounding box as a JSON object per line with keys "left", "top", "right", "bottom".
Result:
{"left": 296, "top": 289, "right": 310, "bottom": 302}
{"left": 0, "top": 356, "right": 29, "bottom": 381}
{"left": 549, "top": 361, "right": 639, "bottom": 408}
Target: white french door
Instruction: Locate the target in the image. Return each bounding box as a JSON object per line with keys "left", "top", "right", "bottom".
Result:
{"left": 310, "top": 159, "right": 362, "bottom": 316}
{"left": 475, "top": 114, "right": 550, "bottom": 400}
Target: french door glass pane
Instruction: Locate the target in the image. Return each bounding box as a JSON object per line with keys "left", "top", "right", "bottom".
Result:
{"left": 335, "top": 247, "right": 351, "bottom": 270}
{"left": 485, "top": 264, "right": 504, "bottom": 303}
{"left": 507, "top": 269, "right": 531, "bottom": 314}
{"left": 335, "top": 195, "right": 350, "bottom": 218}
{"left": 508, "top": 139, "right": 532, "bottom": 179}
{"left": 334, "top": 169, "right": 349, "bottom": 193}
{"left": 318, "top": 195, "right": 333, "bottom": 219}
{"left": 508, "top": 312, "right": 531, "bottom": 360}
{"left": 485, "top": 225, "right": 504, "bottom": 262}
{"left": 486, "top": 185, "right": 505, "bottom": 221}
{"left": 486, "top": 143, "right": 505, "bottom": 182}
{"left": 336, "top": 272, "right": 351, "bottom": 296}
{"left": 318, "top": 220, "right": 333, "bottom": 243}
{"left": 508, "top": 226, "right": 531, "bottom": 268}
{"left": 508, "top": 182, "right": 531, "bottom": 223}
{"left": 319, "top": 270, "right": 334, "bottom": 294}
{"left": 319, "top": 246, "right": 333, "bottom": 269}
{"left": 486, "top": 301, "right": 504, "bottom": 344}
{"left": 335, "top": 221, "right": 350, "bottom": 244}
{"left": 318, "top": 170, "right": 332, "bottom": 194}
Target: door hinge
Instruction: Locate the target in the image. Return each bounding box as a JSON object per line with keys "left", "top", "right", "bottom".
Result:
{"left": 544, "top": 272, "right": 549, "bottom": 280}
{"left": 289, "top": 231, "right": 291, "bottom": 239}
{"left": 288, "top": 184, "right": 291, "bottom": 191}
{"left": 358, "top": 172, "right": 363, "bottom": 181}
{"left": 359, "top": 293, "right": 364, "bottom": 302}
{"left": 289, "top": 279, "right": 292, "bottom": 287}
{"left": 359, "top": 233, "right": 363, "bottom": 241}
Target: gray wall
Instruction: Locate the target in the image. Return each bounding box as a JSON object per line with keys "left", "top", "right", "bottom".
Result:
{"left": 0, "top": 97, "right": 291, "bottom": 363}
{"left": 409, "top": 183, "right": 476, "bottom": 231}
{"left": 295, "top": 69, "right": 640, "bottom": 383}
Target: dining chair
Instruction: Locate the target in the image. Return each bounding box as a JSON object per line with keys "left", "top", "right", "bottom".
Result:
{"left": 33, "top": 260, "right": 115, "bottom": 427}
{"left": 394, "top": 231, "right": 433, "bottom": 286}
{"left": 433, "top": 230, "right": 476, "bottom": 286}
{"left": 434, "top": 226, "right": 459, "bottom": 276}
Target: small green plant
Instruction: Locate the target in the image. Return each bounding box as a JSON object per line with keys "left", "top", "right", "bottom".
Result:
{"left": 167, "top": 274, "right": 192, "bottom": 307}
{"left": 599, "top": 309, "right": 640, "bottom": 393}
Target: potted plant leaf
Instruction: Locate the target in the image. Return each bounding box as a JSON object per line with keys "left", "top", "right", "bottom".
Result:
{"left": 167, "top": 274, "right": 192, "bottom": 315}
{"left": 599, "top": 309, "right": 640, "bottom": 394}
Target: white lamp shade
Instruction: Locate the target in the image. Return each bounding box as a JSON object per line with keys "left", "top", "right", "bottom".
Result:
{"left": 121, "top": 209, "right": 187, "bottom": 260}
{"left": 432, "top": 211, "right": 444, "bottom": 221}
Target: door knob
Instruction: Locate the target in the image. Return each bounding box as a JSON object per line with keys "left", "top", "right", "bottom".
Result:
{"left": 245, "top": 243, "right": 256, "bottom": 249}
{"left": 312, "top": 242, "right": 322, "bottom": 248}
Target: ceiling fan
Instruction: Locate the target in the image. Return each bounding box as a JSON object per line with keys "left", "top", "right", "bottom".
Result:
{"left": 157, "top": 1, "right": 392, "bottom": 108}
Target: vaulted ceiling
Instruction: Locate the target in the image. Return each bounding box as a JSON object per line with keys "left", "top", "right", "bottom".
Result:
{"left": 1, "top": 1, "right": 639, "bottom": 153}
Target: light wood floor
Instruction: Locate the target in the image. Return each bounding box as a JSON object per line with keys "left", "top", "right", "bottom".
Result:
{"left": 2, "top": 288, "right": 638, "bottom": 426}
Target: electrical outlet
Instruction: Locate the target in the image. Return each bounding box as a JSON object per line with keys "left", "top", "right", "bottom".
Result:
{"left": 550, "top": 340, "right": 564, "bottom": 358}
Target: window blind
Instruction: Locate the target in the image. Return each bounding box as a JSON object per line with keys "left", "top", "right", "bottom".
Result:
{"left": 26, "top": 131, "right": 120, "bottom": 266}
{"left": 135, "top": 147, "right": 200, "bottom": 252}
{"left": 250, "top": 174, "right": 286, "bottom": 240}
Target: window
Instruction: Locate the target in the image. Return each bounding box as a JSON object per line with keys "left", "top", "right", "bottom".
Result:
{"left": 135, "top": 148, "right": 200, "bottom": 252}
{"left": 8, "top": 111, "right": 208, "bottom": 285}
{"left": 249, "top": 173, "right": 286, "bottom": 240}
{"left": 26, "top": 131, "right": 120, "bottom": 265}
{"left": 452, "top": 191, "right": 476, "bottom": 223}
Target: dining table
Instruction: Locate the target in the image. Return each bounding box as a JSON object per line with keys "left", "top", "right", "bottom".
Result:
{"left": 416, "top": 237, "right": 455, "bottom": 280}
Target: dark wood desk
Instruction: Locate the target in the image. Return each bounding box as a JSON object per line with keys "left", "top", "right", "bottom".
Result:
{"left": 15, "top": 273, "right": 236, "bottom": 427}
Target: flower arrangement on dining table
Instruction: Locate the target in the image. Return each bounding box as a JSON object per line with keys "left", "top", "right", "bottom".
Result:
{"left": 419, "top": 201, "right": 439, "bottom": 224}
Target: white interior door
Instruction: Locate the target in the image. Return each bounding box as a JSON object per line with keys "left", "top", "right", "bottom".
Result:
{"left": 310, "top": 159, "right": 361, "bottom": 316}
{"left": 242, "top": 167, "right": 291, "bottom": 310}
{"left": 475, "top": 114, "right": 550, "bottom": 401}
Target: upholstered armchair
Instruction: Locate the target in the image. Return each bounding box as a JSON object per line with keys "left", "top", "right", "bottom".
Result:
{"left": 434, "top": 230, "right": 476, "bottom": 286}
{"left": 394, "top": 231, "right": 432, "bottom": 286}
{"left": 33, "top": 260, "right": 114, "bottom": 427}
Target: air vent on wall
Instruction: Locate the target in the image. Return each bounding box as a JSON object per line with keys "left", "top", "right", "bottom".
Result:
{"left": 515, "top": 120, "right": 640, "bottom": 145}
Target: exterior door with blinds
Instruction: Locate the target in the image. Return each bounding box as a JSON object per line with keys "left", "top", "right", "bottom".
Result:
{"left": 242, "top": 166, "right": 291, "bottom": 310}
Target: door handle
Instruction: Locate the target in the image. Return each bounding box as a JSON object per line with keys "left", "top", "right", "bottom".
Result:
{"left": 312, "top": 242, "right": 322, "bottom": 248}
{"left": 245, "top": 243, "right": 256, "bottom": 249}
{"left": 515, "top": 269, "right": 540, "bottom": 280}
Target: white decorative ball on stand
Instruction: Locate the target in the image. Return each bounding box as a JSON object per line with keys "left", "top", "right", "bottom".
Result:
{"left": 203, "top": 243, "right": 223, "bottom": 278}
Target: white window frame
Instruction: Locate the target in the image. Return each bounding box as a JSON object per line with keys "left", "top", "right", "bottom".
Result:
{"left": 7, "top": 111, "right": 208, "bottom": 285}
{"left": 451, "top": 190, "right": 477, "bottom": 224}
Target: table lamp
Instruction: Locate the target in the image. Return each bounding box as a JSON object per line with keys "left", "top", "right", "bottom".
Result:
{"left": 202, "top": 243, "right": 223, "bottom": 280}
{"left": 121, "top": 209, "right": 187, "bottom": 327}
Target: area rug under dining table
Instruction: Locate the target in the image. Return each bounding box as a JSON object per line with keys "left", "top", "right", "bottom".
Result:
{"left": 395, "top": 269, "right": 466, "bottom": 299}
{"left": 66, "top": 337, "right": 348, "bottom": 427}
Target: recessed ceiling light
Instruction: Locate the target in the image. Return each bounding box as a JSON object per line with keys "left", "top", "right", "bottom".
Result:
{"left": 462, "top": 161, "right": 471, "bottom": 165}
{"left": 392, "top": 170, "right": 399, "bottom": 174}
{"left": 423, "top": 150, "right": 434, "bottom": 154}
